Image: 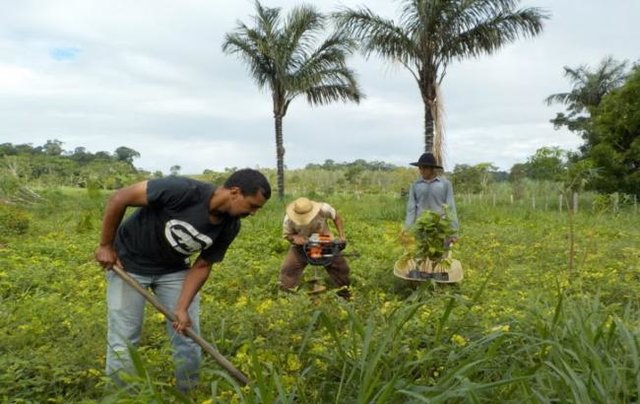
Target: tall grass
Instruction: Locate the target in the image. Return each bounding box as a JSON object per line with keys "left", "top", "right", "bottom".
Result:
{"left": 527, "top": 296, "right": 640, "bottom": 402}
{"left": 2, "top": 181, "right": 640, "bottom": 402}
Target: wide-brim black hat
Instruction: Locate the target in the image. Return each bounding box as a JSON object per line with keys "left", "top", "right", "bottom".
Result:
{"left": 410, "top": 152, "right": 442, "bottom": 168}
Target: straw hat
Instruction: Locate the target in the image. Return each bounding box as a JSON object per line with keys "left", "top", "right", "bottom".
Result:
{"left": 286, "top": 197, "right": 321, "bottom": 225}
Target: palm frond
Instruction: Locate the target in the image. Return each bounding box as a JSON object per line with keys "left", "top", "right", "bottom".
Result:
{"left": 290, "top": 33, "right": 355, "bottom": 84}
{"left": 282, "top": 4, "right": 324, "bottom": 69}
{"left": 545, "top": 93, "right": 574, "bottom": 107}
{"left": 334, "top": 7, "right": 418, "bottom": 68}
{"left": 253, "top": 0, "right": 281, "bottom": 39}
{"left": 222, "top": 29, "right": 273, "bottom": 90}
{"left": 445, "top": 6, "right": 547, "bottom": 60}
{"left": 304, "top": 79, "right": 362, "bottom": 106}
{"left": 546, "top": 57, "right": 628, "bottom": 113}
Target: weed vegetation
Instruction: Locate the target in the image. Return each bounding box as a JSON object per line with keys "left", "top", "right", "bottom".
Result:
{"left": 1, "top": 181, "right": 640, "bottom": 403}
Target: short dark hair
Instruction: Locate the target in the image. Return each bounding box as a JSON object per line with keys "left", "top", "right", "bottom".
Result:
{"left": 224, "top": 168, "right": 271, "bottom": 200}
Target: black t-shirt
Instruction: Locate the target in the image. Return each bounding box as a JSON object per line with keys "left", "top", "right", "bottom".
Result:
{"left": 114, "top": 177, "right": 240, "bottom": 275}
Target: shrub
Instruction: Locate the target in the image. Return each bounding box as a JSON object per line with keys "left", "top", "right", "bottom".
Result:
{"left": 0, "top": 203, "right": 31, "bottom": 235}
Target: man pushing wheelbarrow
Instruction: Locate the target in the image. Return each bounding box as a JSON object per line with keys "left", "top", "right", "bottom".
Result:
{"left": 397, "top": 152, "right": 463, "bottom": 284}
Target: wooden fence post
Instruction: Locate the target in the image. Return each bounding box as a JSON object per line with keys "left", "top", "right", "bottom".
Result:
{"left": 559, "top": 194, "right": 563, "bottom": 212}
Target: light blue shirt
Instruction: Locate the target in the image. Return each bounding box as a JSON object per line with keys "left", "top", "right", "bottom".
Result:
{"left": 404, "top": 176, "right": 459, "bottom": 231}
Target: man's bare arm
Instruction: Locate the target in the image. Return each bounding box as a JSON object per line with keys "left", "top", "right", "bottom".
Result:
{"left": 95, "top": 181, "right": 148, "bottom": 269}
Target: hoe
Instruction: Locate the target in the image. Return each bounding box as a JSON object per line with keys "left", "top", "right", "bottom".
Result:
{"left": 110, "top": 265, "right": 249, "bottom": 386}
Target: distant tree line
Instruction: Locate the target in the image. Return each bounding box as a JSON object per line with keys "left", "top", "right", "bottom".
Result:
{"left": 0, "top": 140, "right": 149, "bottom": 190}
{"left": 0, "top": 140, "right": 141, "bottom": 164}
{"left": 304, "top": 159, "right": 397, "bottom": 172}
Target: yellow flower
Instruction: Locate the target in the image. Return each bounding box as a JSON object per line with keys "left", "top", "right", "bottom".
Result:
{"left": 314, "top": 358, "right": 328, "bottom": 372}
{"left": 235, "top": 295, "right": 248, "bottom": 308}
{"left": 282, "top": 375, "right": 296, "bottom": 389}
{"left": 286, "top": 354, "right": 301, "bottom": 372}
{"left": 87, "top": 368, "right": 102, "bottom": 377}
{"left": 490, "top": 324, "right": 510, "bottom": 333}
{"left": 256, "top": 299, "right": 273, "bottom": 314}
{"left": 451, "top": 334, "right": 467, "bottom": 346}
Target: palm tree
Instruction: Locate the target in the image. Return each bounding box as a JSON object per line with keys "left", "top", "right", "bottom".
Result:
{"left": 334, "top": 0, "right": 547, "bottom": 165}
{"left": 545, "top": 56, "right": 628, "bottom": 136}
{"left": 223, "top": 1, "right": 362, "bottom": 199}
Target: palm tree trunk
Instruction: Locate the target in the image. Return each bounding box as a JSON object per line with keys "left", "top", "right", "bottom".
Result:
{"left": 274, "top": 114, "right": 285, "bottom": 199}
{"left": 420, "top": 76, "right": 443, "bottom": 165}
{"left": 432, "top": 86, "right": 445, "bottom": 167}
{"left": 423, "top": 100, "right": 435, "bottom": 154}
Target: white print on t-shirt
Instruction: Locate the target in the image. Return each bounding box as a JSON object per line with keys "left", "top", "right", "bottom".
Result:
{"left": 164, "top": 219, "right": 214, "bottom": 255}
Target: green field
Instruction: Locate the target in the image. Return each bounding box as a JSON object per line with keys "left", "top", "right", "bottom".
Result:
{"left": 2, "top": 186, "right": 640, "bottom": 403}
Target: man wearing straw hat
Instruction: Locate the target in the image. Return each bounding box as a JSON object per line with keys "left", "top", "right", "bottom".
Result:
{"left": 405, "top": 152, "right": 459, "bottom": 236}
{"left": 279, "top": 197, "right": 351, "bottom": 299}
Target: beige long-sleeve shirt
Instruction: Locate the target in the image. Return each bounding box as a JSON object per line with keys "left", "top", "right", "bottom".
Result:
{"left": 282, "top": 202, "right": 336, "bottom": 238}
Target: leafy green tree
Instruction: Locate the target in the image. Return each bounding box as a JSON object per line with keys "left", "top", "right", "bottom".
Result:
{"left": 525, "top": 146, "right": 567, "bottom": 181}
{"left": 588, "top": 66, "right": 640, "bottom": 195}
{"left": 545, "top": 57, "right": 628, "bottom": 155}
{"left": 334, "top": 0, "right": 546, "bottom": 162}
{"left": 43, "top": 139, "right": 64, "bottom": 156}
{"left": 170, "top": 165, "right": 181, "bottom": 176}
{"left": 94, "top": 151, "right": 112, "bottom": 160}
{"left": 70, "top": 147, "right": 93, "bottom": 164}
{"left": 114, "top": 146, "right": 141, "bottom": 165}
{"left": 451, "top": 163, "right": 497, "bottom": 194}
{"left": 223, "top": 1, "right": 362, "bottom": 199}
{"left": 14, "top": 144, "right": 36, "bottom": 155}
{"left": 344, "top": 165, "right": 365, "bottom": 184}
{"left": 0, "top": 143, "right": 17, "bottom": 156}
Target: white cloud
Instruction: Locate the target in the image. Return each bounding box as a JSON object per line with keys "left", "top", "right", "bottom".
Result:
{"left": 0, "top": 0, "right": 637, "bottom": 175}
{"left": 0, "top": 65, "right": 34, "bottom": 88}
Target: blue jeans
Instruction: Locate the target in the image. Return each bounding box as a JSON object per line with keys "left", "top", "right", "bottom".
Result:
{"left": 105, "top": 269, "right": 201, "bottom": 391}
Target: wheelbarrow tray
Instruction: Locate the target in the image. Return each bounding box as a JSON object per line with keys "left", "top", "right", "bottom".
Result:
{"left": 393, "top": 258, "right": 463, "bottom": 284}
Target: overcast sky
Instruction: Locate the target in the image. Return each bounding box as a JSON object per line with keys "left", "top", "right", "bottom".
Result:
{"left": 1, "top": 0, "right": 638, "bottom": 174}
